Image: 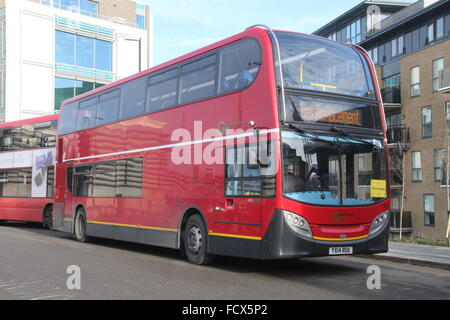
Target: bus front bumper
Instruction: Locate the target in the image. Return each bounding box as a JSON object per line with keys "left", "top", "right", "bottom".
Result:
{"left": 261, "top": 210, "right": 389, "bottom": 259}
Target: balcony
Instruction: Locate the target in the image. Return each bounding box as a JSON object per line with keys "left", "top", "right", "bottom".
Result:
{"left": 439, "top": 68, "right": 450, "bottom": 94}
{"left": 381, "top": 87, "right": 401, "bottom": 109}
{"left": 389, "top": 211, "right": 413, "bottom": 234}
{"left": 386, "top": 125, "right": 410, "bottom": 147}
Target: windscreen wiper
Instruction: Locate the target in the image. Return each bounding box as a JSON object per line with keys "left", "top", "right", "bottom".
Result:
{"left": 329, "top": 126, "right": 383, "bottom": 149}
{"left": 287, "top": 122, "right": 339, "bottom": 148}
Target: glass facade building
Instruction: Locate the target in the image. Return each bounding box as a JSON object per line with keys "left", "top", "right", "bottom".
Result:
{"left": 0, "top": 0, "right": 151, "bottom": 122}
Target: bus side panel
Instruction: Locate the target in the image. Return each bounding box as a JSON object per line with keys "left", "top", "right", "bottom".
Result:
{"left": 0, "top": 198, "right": 17, "bottom": 221}
{"left": 18, "top": 198, "right": 49, "bottom": 223}
{"left": 0, "top": 198, "right": 50, "bottom": 223}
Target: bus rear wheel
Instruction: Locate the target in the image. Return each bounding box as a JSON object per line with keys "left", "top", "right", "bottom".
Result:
{"left": 183, "top": 214, "right": 213, "bottom": 265}
{"left": 74, "top": 209, "right": 88, "bottom": 243}
{"left": 42, "top": 205, "right": 53, "bottom": 229}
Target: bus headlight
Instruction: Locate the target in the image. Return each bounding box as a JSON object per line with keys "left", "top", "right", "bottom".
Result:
{"left": 369, "top": 211, "right": 390, "bottom": 236}
{"left": 282, "top": 211, "right": 312, "bottom": 239}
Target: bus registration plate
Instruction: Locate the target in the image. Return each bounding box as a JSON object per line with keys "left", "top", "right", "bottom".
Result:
{"left": 329, "top": 247, "right": 353, "bottom": 255}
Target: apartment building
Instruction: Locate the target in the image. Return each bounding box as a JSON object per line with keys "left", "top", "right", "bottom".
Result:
{"left": 314, "top": 0, "right": 450, "bottom": 241}
{"left": 0, "top": 0, "right": 153, "bottom": 122}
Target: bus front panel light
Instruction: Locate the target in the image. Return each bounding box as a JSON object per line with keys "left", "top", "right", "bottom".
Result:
{"left": 369, "top": 211, "right": 390, "bottom": 236}
{"left": 282, "top": 210, "right": 312, "bottom": 239}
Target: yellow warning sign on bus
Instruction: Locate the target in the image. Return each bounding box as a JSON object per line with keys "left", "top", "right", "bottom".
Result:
{"left": 370, "top": 179, "right": 387, "bottom": 198}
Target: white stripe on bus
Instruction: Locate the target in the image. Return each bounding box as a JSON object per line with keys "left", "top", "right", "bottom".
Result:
{"left": 63, "top": 128, "right": 280, "bottom": 162}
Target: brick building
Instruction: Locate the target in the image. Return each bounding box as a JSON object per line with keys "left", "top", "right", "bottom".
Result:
{"left": 314, "top": 0, "right": 450, "bottom": 241}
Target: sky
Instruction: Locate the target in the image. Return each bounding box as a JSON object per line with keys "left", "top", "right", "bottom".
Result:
{"left": 138, "top": 0, "right": 411, "bottom": 66}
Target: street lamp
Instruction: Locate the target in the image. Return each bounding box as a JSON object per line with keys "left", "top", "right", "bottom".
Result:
{"left": 124, "top": 37, "right": 142, "bottom": 72}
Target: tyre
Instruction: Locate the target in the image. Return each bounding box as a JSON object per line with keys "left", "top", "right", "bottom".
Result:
{"left": 183, "top": 214, "right": 213, "bottom": 265}
{"left": 74, "top": 208, "right": 88, "bottom": 243}
{"left": 42, "top": 205, "right": 53, "bottom": 229}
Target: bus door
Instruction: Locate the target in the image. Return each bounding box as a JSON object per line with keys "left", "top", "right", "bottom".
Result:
{"left": 53, "top": 161, "right": 74, "bottom": 230}
{"left": 218, "top": 144, "right": 264, "bottom": 235}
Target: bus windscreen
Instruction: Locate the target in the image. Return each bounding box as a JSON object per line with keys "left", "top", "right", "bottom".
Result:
{"left": 275, "top": 32, "right": 376, "bottom": 100}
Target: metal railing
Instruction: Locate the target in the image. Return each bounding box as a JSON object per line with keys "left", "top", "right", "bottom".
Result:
{"left": 55, "top": 63, "right": 115, "bottom": 81}
{"left": 386, "top": 125, "right": 410, "bottom": 145}
{"left": 390, "top": 211, "right": 413, "bottom": 231}
{"left": 381, "top": 87, "right": 401, "bottom": 104}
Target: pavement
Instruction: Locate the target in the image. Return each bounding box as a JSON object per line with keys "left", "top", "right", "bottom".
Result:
{"left": 361, "top": 241, "right": 450, "bottom": 270}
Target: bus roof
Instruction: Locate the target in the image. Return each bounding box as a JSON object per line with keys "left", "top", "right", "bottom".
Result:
{"left": 0, "top": 114, "right": 59, "bottom": 130}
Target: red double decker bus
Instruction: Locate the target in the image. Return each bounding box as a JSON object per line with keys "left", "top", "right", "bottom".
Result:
{"left": 0, "top": 115, "right": 58, "bottom": 228}
{"left": 53, "top": 26, "right": 390, "bottom": 264}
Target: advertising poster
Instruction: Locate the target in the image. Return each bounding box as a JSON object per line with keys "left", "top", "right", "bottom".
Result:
{"left": 31, "top": 148, "right": 55, "bottom": 198}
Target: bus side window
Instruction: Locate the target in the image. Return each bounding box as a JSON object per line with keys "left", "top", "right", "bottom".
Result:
{"left": 77, "top": 97, "right": 98, "bottom": 131}
{"left": 97, "top": 89, "right": 120, "bottom": 126}
{"left": 120, "top": 77, "right": 146, "bottom": 120}
{"left": 219, "top": 38, "right": 261, "bottom": 94}
{"left": 147, "top": 68, "right": 178, "bottom": 112}
{"left": 180, "top": 54, "right": 216, "bottom": 104}
{"left": 58, "top": 102, "right": 78, "bottom": 135}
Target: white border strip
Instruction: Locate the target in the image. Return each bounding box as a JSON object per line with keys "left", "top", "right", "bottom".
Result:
{"left": 64, "top": 128, "right": 280, "bottom": 163}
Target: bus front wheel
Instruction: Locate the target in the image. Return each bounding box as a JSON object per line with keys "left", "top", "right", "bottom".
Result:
{"left": 183, "top": 214, "right": 213, "bottom": 265}
{"left": 74, "top": 208, "right": 88, "bottom": 243}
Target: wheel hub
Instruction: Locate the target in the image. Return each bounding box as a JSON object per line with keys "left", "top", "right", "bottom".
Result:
{"left": 188, "top": 225, "right": 202, "bottom": 253}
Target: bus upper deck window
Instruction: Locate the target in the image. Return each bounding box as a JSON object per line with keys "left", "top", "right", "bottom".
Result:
{"left": 219, "top": 38, "right": 261, "bottom": 94}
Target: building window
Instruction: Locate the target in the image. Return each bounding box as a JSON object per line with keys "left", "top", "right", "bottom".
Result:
{"left": 427, "top": 23, "right": 435, "bottom": 44}
{"left": 372, "top": 47, "right": 378, "bottom": 64}
{"left": 382, "top": 74, "right": 401, "bottom": 104}
{"left": 432, "top": 58, "right": 444, "bottom": 92}
{"left": 136, "top": 15, "right": 145, "bottom": 30}
{"left": 368, "top": 47, "right": 379, "bottom": 65}
{"left": 398, "top": 35, "right": 404, "bottom": 55}
{"left": 391, "top": 38, "right": 397, "bottom": 57}
{"left": 55, "top": 31, "right": 112, "bottom": 72}
{"left": 54, "top": 77, "right": 104, "bottom": 110}
{"left": 412, "top": 151, "right": 422, "bottom": 182}
{"left": 345, "top": 19, "right": 361, "bottom": 44}
{"left": 424, "top": 194, "right": 435, "bottom": 227}
{"left": 136, "top": 3, "right": 146, "bottom": 29}
{"left": 51, "top": 0, "right": 98, "bottom": 17}
{"left": 434, "top": 149, "right": 445, "bottom": 182}
{"left": 410, "top": 66, "right": 420, "bottom": 97}
{"left": 436, "top": 17, "right": 444, "bottom": 40}
{"left": 383, "top": 74, "right": 401, "bottom": 90}
{"left": 446, "top": 101, "right": 450, "bottom": 121}
{"left": 421, "top": 106, "right": 432, "bottom": 138}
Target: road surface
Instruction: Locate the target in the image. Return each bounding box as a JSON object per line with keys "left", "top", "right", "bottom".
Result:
{"left": 0, "top": 222, "right": 449, "bottom": 300}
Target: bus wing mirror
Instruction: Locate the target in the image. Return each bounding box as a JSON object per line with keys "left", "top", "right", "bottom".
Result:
{"left": 258, "top": 140, "right": 271, "bottom": 168}
{"left": 247, "top": 146, "right": 260, "bottom": 170}
{"left": 247, "top": 128, "right": 271, "bottom": 169}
